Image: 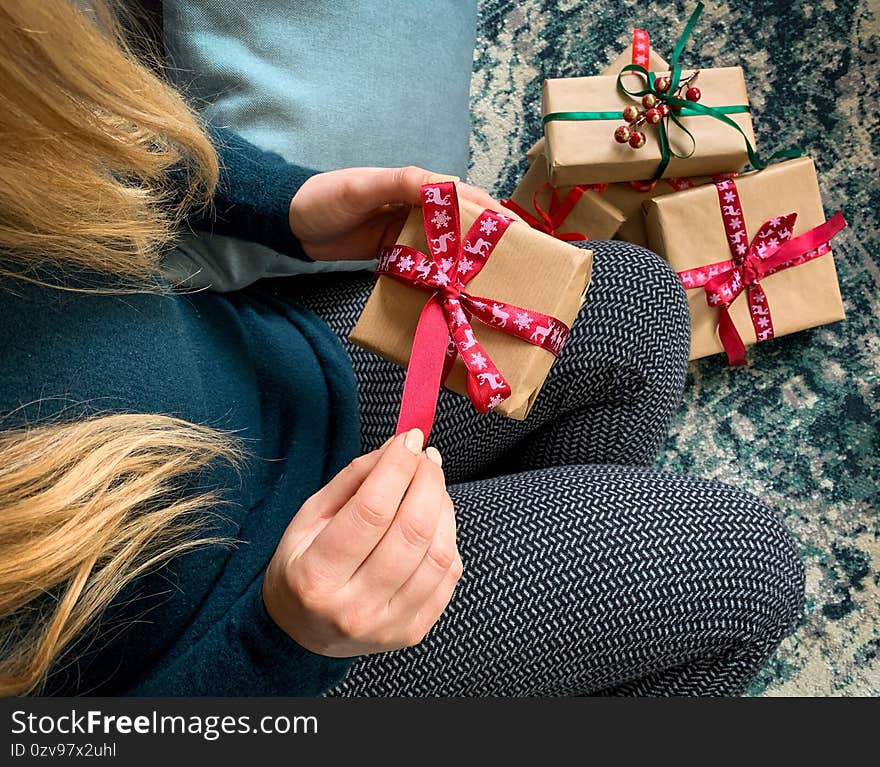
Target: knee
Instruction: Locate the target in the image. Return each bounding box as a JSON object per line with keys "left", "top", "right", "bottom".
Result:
{"left": 614, "top": 242, "right": 689, "bottom": 340}
{"left": 708, "top": 488, "right": 805, "bottom": 645}
{"left": 581, "top": 241, "right": 691, "bottom": 370}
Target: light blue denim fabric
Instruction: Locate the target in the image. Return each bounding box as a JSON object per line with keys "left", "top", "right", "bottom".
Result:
{"left": 162, "top": 1, "right": 478, "bottom": 290}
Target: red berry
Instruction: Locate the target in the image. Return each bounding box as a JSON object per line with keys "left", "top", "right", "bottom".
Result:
{"left": 629, "top": 131, "right": 646, "bottom": 149}
{"left": 658, "top": 103, "right": 671, "bottom": 117}
{"left": 654, "top": 76, "right": 671, "bottom": 93}
{"left": 642, "top": 93, "right": 658, "bottom": 109}
{"left": 645, "top": 107, "right": 662, "bottom": 125}
{"left": 614, "top": 125, "right": 632, "bottom": 143}
{"left": 672, "top": 104, "right": 683, "bottom": 114}
{"left": 622, "top": 105, "right": 640, "bottom": 123}
{"left": 686, "top": 87, "right": 701, "bottom": 102}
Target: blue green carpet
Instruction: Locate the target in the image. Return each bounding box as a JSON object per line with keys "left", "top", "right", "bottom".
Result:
{"left": 467, "top": 0, "right": 879, "bottom": 695}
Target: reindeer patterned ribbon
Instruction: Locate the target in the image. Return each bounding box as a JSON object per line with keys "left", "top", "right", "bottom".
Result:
{"left": 376, "top": 181, "right": 571, "bottom": 441}
{"left": 677, "top": 177, "right": 846, "bottom": 366}
{"left": 500, "top": 182, "right": 607, "bottom": 242}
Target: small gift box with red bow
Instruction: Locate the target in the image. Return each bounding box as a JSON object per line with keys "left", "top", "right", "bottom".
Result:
{"left": 541, "top": 3, "right": 759, "bottom": 186}
{"left": 502, "top": 157, "right": 625, "bottom": 242}
{"left": 349, "top": 182, "right": 593, "bottom": 436}
{"left": 643, "top": 156, "right": 846, "bottom": 364}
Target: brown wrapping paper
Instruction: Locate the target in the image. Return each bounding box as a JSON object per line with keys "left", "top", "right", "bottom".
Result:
{"left": 509, "top": 156, "right": 625, "bottom": 240}
{"left": 350, "top": 196, "right": 594, "bottom": 419}
{"left": 542, "top": 67, "right": 756, "bottom": 185}
{"left": 602, "top": 176, "right": 714, "bottom": 247}
{"left": 644, "top": 157, "right": 845, "bottom": 361}
{"left": 525, "top": 46, "right": 669, "bottom": 166}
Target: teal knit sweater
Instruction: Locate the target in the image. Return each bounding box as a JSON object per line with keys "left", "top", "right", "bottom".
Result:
{"left": 0, "top": 128, "right": 361, "bottom": 695}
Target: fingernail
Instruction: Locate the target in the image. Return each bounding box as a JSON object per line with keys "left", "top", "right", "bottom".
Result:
{"left": 425, "top": 446, "right": 443, "bottom": 466}
{"left": 403, "top": 428, "right": 424, "bottom": 454}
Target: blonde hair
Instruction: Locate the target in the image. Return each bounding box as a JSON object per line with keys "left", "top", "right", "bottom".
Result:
{"left": 0, "top": 1, "right": 239, "bottom": 695}
{"left": 0, "top": 0, "right": 218, "bottom": 285}
{"left": 0, "top": 416, "right": 239, "bottom": 695}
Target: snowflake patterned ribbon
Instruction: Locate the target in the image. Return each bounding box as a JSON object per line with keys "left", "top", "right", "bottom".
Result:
{"left": 500, "top": 181, "right": 606, "bottom": 242}
{"left": 631, "top": 28, "right": 651, "bottom": 69}
{"left": 676, "top": 177, "right": 847, "bottom": 366}
{"left": 376, "top": 181, "right": 572, "bottom": 440}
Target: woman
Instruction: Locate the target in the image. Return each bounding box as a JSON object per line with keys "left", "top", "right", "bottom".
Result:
{"left": 0, "top": 0, "right": 803, "bottom": 696}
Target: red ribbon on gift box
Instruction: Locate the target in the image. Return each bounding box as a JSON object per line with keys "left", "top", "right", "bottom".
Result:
{"left": 628, "top": 172, "right": 735, "bottom": 194}
{"left": 629, "top": 176, "right": 694, "bottom": 193}
{"left": 629, "top": 27, "right": 726, "bottom": 193}
{"left": 632, "top": 28, "right": 650, "bottom": 68}
{"left": 376, "top": 182, "right": 572, "bottom": 443}
{"left": 676, "top": 177, "right": 846, "bottom": 366}
{"left": 500, "top": 182, "right": 607, "bottom": 242}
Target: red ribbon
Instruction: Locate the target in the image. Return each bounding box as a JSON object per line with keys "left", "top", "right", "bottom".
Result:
{"left": 629, "top": 22, "right": 735, "bottom": 196}
{"left": 677, "top": 177, "right": 847, "bottom": 366}
{"left": 500, "top": 182, "right": 606, "bottom": 242}
{"left": 376, "top": 182, "right": 572, "bottom": 444}
{"left": 628, "top": 177, "right": 693, "bottom": 193}
{"left": 632, "top": 29, "right": 651, "bottom": 68}
{"left": 628, "top": 172, "right": 735, "bottom": 194}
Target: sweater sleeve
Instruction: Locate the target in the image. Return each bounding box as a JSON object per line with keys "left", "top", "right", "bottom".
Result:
{"left": 187, "top": 125, "right": 319, "bottom": 261}
{"left": 125, "top": 576, "right": 352, "bottom": 696}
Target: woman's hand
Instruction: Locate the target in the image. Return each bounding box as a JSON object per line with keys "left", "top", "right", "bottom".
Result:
{"left": 263, "top": 428, "right": 462, "bottom": 657}
{"left": 289, "top": 166, "right": 521, "bottom": 261}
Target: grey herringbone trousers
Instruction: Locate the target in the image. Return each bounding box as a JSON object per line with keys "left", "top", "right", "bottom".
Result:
{"left": 278, "top": 241, "right": 804, "bottom": 696}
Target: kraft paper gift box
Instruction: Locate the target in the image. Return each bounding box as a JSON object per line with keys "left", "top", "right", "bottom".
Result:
{"left": 542, "top": 67, "right": 757, "bottom": 186}
{"left": 602, "top": 175, "right": 716, "bottom": 247}
{"left": 643, "top": 156, "right": 845, "bottom": 361}
{"left": 507, "top": 155, "right": 625, "bottom": 240}
{"left": 525, "top": 45, "right": 669, "bottom": 166}
{"left": 350, "top": 194, "right": 593, "bottom": 420}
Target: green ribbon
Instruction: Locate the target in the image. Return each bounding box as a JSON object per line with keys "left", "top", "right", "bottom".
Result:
{"left": 542, "top": 105, "right": 750, "bottom": 123}
{"left": 542, "top": 2, "right": 801, "bottom": 181}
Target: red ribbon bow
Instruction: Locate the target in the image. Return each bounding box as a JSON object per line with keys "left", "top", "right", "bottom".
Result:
{"left": 501, "top": 182, "right": 606, "bottom": 242}
{"left": 677, "top": 177, "right": 846, "bottom": 366}
{"left": 376, "top": 182, "right": 572, "bottom": 443}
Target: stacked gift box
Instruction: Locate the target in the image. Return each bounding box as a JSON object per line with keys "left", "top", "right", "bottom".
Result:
{"left": 349, "top": 3, "right": 847, "bottom": 438}
{"left": 503, "top": 1, "right": 846, "bottom": 366}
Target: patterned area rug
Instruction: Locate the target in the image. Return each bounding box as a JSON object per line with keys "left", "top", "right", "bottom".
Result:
{"left": 467, "top": 0, "right": 879, "bottom": 696}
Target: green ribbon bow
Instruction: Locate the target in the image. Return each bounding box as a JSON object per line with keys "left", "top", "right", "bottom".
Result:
{"left": 542, "top": 2, "right": 800, "bottom": 181}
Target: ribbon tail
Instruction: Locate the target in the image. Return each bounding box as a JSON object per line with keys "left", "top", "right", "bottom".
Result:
{"left": 718, "top": 306, "right": 747, "bottom": 366}
{"left": 395, "top": 296, "right": 449, "bottom": 445}
{"left": 748, "top": 284, "right": 773, "bottom": 344}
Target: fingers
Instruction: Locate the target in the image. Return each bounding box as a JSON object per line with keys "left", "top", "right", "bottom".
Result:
{"left": 408, "top": 551, "right": 464, "bottom": 645}
{"left": 352, "top": 449, "right": 449, "bottom": 596}
{"left": 326, "top": 165, "right": 521, "bottom": 226}
{"left": 272, "top": 438, "right": 393, "bottom": 562}
{"left": 298, "top": 428, "right": 424, "bottom": 587}
{"left": 457, "top": 182, "right": 525, "bottom": 223}
{"left": 341, "top": 166, "right": 446, "bottom": 212}
{"left": 338, "top": 167, "right": 515, "bottom": 221}
{"left": 388, "top": 482, "right": 457, "bottom": 613}
{"left": 295, "top": 444, "right": 387, "bottom": 524}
